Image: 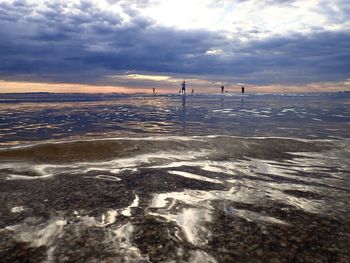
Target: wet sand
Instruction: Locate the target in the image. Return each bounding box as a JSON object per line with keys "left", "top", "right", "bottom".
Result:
{"left": 0, "top": 136, "right": 349, "bottom": 262}
{"left": 0, "top": 93, "right": 349, "bottom": 262}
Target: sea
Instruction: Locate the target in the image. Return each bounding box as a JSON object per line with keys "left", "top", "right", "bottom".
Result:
{"left": 0, "top": 92, "right": 349, "bottom": 262}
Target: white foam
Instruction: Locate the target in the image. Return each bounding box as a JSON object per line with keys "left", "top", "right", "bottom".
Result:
{"left": 169, "top": 171, "right": 222, "bottom": 184}
{"left": 95, "top": 175, "right": 121, "bottom": 182}
{"left": 0, "top": 135, "right": 334, "bottom": 152}
{"left": 1, "top": 163, "right": 59, "bottom": 180}
{"left": 7, "top": 174, "right": 53, "bottom": 180}
{"left": 149, "top": 208, "right": 212, "bottom": 246}
{"left": 225, "top": 207, "right": 288, "bottom": 225}
{"left": 121, "top": 195, "right": 139, "bottom": 217}
{"left": 281, "top": 108, "right": 296, "bottom": 113}
{"left": 11, "top": 206, "right": 25, "bottom": 213}
{"left": 110, "top": 168, "right": 138, "bottom": 174}
{"left": 80, "top": 210, "right": 119, "bottom": 227}
{"left": 0, "top": 148, "right": 211, "bottom": 182}
{"left": 239, "top": 109, "right": 259, "bottom": 113}
{"left": 101, "top": 210, "right": 119, "bottom": 226}
{"left": 78, "top": 150, "right": 210, "bottom": 174}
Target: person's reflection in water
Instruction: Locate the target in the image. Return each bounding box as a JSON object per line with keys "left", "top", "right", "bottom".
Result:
{"left": 240, "top": 97, "right": 245, "bottom": 108}
{"left": 221, "top": 97, "right": 224, "bottom": 108}
{"left": 181, "top": 95, "right": 187, "bottom": 135}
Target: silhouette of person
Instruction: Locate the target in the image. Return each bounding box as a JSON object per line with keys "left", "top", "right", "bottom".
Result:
{"left": 221, "top": 86, "right": 224, "bottom": 93}
{"left": 153, "top": 88, "right": 155, "bottom": 94}
{"left": 241, "top": 86, "right": 245, "bottom": 93}
{"left": 191, "top": 89, "right": 194, "bottom": 94}
{"left": 181, "top": 81, "right": 186, "bottom": 94}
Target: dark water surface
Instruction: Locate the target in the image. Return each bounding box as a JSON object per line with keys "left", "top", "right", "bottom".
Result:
{"left": 0, "top": 92, "right": 349, "bottom": 145}
{"left": 0, "top": 93, "right": 349, "bottom": 262}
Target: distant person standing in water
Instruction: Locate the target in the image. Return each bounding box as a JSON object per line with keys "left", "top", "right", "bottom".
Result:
{"left": 191, "top": 89, "right": 194, "bottom": 94}
{"left": 221, "top": 86, "right": 224, "bottom": 93}
{"left": 152, "top": 88, "right": 155, "bottom": 95}
{"left": 241, "top": 86, "right": 245, "bottom": 93}
{"left": 181, "top": 81, "right": 186, "bottom": 94}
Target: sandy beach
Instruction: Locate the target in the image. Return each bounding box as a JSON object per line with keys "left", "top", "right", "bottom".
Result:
{"left": 0, "top": 93, "right": 349, "bottom": 262}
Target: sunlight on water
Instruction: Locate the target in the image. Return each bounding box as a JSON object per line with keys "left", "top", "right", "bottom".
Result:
{"left": 0, "top": 93, "right": 349, "bottom": 262}
{"left": 0, "top": 93, "right": 349, "bottom": 145}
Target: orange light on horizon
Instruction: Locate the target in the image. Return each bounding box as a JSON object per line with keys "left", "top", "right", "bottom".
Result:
{"left": 0, "top": 81, "right": 151, "bottom": 94}
{"left": 0, "top": 80, "right": 349, "bottom": 94}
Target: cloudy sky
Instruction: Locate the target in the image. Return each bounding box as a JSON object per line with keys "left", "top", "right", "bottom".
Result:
{"left": 0, "top": 0, "right": 349, "bottom": 93}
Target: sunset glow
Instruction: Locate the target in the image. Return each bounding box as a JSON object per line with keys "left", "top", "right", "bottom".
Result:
{"left": 0, "top": 0, "right": 349, "bottom": 92}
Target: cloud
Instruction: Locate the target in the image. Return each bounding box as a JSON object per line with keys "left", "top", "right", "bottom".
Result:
{"left": 0, "top": 0, "right": 349, "bottom": 90}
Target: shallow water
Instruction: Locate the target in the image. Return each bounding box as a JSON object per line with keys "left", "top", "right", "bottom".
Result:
{"left": 0, "top": 92, "right": 349, "bottom": 145}
{"left": 0, "top": 93, "right": 349, "bottom": 262}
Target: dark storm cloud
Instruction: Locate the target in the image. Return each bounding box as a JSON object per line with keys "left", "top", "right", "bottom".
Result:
{"left": 232, "top": 31, "right": 350, "bottom": 84}
{"left": 0, "top": 0, "right": 349, "bottom": 85}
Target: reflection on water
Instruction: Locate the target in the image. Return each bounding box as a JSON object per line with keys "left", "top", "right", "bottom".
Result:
{"left": 0, "top": 92, "right": 349, "bottom": 145}
{"left": 0, "top": 136, "right": 349, "bottom": 262}
{"left": 0, "top": 93, "right": 350, "bottom": 262}
{"left": 181, "top": 95, "right": 187, "bottom": 135}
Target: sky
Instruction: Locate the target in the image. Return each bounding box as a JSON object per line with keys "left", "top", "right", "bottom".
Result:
{"left": 0, "top": 0, "right": 349, "bottom": 93}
